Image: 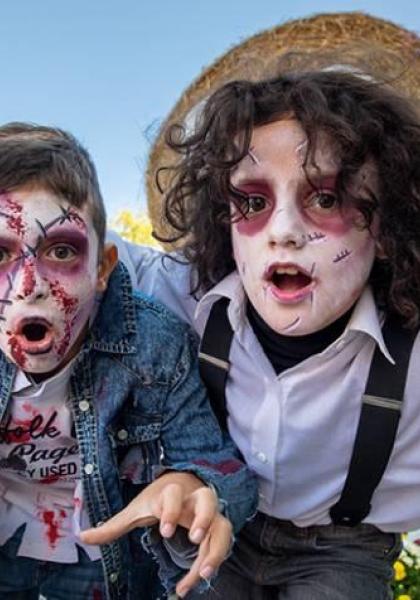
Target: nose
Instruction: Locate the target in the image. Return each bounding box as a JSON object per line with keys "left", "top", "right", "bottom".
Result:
{"left": 267, "top": 200, "right": 306, "bottom": 249}
{"left": 13, "top": 259, "right": 49, "bottom": 302}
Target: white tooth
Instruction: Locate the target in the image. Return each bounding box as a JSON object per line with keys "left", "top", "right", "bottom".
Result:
{"left": 275, "top": 267, "right": 299, "bottom": 276}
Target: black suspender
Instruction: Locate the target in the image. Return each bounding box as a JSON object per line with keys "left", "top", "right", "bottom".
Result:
{"left": 198, "top": 298, "right": 418, "bottom": 526}
{"left": 198, "top": 297, "right": 233, "bottom": 431}
{"left": 329, "top": 315, "right": 417, "bottom": 526}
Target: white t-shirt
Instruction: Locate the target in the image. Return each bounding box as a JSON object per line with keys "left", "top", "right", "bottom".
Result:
{"left": 0, "top": 362, "right": 101, "bottom": 562}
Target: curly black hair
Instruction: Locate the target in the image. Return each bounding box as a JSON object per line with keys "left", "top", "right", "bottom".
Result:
{"left": 157, "top": 70, "right": 420, "bottom": 328}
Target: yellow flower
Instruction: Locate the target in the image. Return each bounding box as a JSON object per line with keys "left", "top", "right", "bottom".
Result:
{"left": 394, "top": 560, "right": 407, "bottom": 581}
{"left": 397, "top": 595, "right": 411, "bottom": 600}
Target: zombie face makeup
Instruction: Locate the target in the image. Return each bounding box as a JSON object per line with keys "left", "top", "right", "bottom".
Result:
{"left": 230, "top": 119, "right": 378, "bottom": 335}
{"left": 0, "top": 187, "right": 113, "bottom": 374}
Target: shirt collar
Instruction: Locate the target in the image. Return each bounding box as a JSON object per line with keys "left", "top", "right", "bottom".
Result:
{"left": 195, "top": 271, "right": 246, "bottom": 334}
{"left": 196, "top": 271, "right": 394, "bottom": 364}
{"left": 345, "top": 287, "right": 394, "bottom": 364}
{"left": 12, "top": 355, "right": 76, "bottom": 397}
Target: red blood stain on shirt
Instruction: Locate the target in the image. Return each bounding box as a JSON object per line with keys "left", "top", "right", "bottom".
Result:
{"left": 50, "top": 281, "right": 78, "bottom": 315}
{"left": 40, "top": 509, "right": 66, "bottom": 548}
{"left": 8, "top": 335, "right": 26, "bottom": 368}
{"left": 3, "top": 416, "right": 33, "bottom": 442}
{"left": 40, "top": 474, "right": 60, "bottom": 484}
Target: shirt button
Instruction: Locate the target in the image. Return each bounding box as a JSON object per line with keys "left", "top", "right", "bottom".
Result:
{"left": 117, "top": 429, "right": 128, "bottom": 441}
{"left": 109, "top": 572, "right": 118, "bottom": 584}
{"left": 79, "top": 400, "right": 90, "bottom": 412}
{"left": 84, "top": 463, "right": 94, "bottom": 475}
{"left": 256, "top": 451, "right": 268, "bottom": 464}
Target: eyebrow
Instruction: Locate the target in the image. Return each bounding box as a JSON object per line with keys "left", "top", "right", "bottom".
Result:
{"left": 0, "top": 234, "right": 20, "bottom": 246}
{"left": 38, "top": 227, "right": 89, "bottom": 244}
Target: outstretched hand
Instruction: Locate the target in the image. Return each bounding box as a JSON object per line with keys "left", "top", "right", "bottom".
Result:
{"left": 79, "top": 471, "right": 232, "bottom": 598}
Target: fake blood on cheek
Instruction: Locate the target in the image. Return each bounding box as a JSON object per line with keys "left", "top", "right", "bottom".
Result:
{"left": 49, "top": 281, "right": 79, "bottom": 315}
{"left": 8, "top": 335, "right": 27, "bottom": 368}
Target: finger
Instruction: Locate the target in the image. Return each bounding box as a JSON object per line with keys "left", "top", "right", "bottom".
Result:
{"left": 158, "top": 483, "right": 184, "bottom": 538}
{"left": 80, "top": 504, "right": 158, "bottom": 545}
{"left": 175, "top": 534, "right": 211, "bottom": 598}
{"left": 187, "top": 487, "right": 218, "bottom": 544}
{"left": 176, "top": 516, "right": 233, "bottom": 598}
{"left": 197, "top": 516, "right": 232, "bottom": 575}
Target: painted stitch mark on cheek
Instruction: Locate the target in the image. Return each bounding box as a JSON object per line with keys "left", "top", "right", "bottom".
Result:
{"left": 333, "top": 249, "right": 353, "bottom": 263}
{"left": 306, "top": 231, "right": 327, "bottom": 243}
{"left": 55, "top": 317, "right": 75, "bottom": 358}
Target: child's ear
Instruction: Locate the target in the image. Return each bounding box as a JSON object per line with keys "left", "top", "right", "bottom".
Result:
{"left": 96, "top": 243, "right": 118, "bottom": 292}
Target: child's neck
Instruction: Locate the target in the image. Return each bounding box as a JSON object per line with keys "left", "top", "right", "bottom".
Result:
{"left": 247, "top": 302, "right": 354, "bottom": 375}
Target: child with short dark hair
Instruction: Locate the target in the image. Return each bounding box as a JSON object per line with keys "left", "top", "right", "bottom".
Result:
{"left": 110, "top": 68, "right": 420, "bottom": 598}
{"left": 0, "top": 123, "right": 257, "bottom": 600}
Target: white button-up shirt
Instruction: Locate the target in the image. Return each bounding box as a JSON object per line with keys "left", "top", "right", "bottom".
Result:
{"left": 111, "top": 234, "right": 420, "bottom": 532}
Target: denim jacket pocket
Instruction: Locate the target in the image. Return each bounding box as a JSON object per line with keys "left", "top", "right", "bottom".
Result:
{"left": 110, "top": 412, "right": 163, "bottom": 485}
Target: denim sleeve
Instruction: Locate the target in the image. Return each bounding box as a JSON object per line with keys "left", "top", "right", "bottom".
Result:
{"left": 160, "top": 328, "right": 258, "bottom": 533}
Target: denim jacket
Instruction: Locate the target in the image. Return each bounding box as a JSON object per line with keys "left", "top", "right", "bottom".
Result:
{"left": 0, "top": 262, "right": 257, "bottom": 600}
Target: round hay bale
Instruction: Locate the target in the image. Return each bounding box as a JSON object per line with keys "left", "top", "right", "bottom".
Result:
{"left": 147, "top": 11, "right": 420, "bottom": 241}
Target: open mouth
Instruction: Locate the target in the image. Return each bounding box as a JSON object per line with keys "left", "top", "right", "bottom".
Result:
{"left": 265, "top": 264, "right": 314, "bottom": 303}
{"left": 15, "top": 318, "right": 54, "bottom": 355}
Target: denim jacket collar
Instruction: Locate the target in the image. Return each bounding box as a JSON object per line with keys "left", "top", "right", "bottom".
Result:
{"left": 87, "top": 261, "right": 138, "bottom": 355}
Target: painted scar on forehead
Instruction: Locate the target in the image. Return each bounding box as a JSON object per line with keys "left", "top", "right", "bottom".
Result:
{"left": 0, "top": 194, "right": 25, "bottom": 236}
{"left": 333, "top": 249, "right": 352, "bottom": 263}
{"left": 295, "top": 139, "right": 307, "bottom": 165}
{"left": 306, "top": 231, "right": 326, "bottom": 242}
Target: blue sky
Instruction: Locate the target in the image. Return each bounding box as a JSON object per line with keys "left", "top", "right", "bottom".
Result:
{"left": 0, "top": 1, "right": 419, "bottom": 220}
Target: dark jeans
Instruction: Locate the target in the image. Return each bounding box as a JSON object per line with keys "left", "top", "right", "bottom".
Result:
{"left": 0, "top": 526, "right": 106, "bottom": 600}
{"left": 187, "top": 512, "right": 401, "bottom": 600}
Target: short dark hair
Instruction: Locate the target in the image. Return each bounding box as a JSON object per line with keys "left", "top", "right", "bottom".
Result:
{"left": 159, "top": 70, "right": 420, "bottom": 328}
{"left": 0, "top": 122, "right": 106, "bottom": 247}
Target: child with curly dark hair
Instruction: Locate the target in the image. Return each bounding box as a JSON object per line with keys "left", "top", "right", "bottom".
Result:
{"left": 108, "top": 68, "right": 420, "bottom": 598}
